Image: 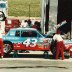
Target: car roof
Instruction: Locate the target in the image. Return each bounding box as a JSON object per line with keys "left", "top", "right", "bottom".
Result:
{"left": 10, "top": 28, "right": 37, "bottom": 31}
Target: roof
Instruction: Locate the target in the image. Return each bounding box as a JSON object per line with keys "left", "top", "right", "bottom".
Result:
{"left": 10, "top": 27, "right": 37, "bottom": 31}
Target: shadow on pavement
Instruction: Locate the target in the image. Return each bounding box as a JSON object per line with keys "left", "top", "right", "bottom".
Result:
{"left": 4, "top": 53, "right": 70, "bottom": 60}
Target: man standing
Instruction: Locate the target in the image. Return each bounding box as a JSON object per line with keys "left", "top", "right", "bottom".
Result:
{"left": 0, "top": 28, "right": 4, "bottom": 58}
{"left": 0, "top": 11, "right": 5, "bottom": 58}
{"left": 53, "top": 29, "right": 65, "bottom": 60}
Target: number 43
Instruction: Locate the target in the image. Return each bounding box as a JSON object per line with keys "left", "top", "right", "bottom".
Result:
{"left": 23, "top": 38, "right": 37, "bottom": 47}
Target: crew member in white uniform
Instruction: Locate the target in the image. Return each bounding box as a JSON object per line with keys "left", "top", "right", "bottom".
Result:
{"left": 0, "top": 26, "right": 4, "bottom": 58}
{"left": 53, "top": 29, "right": 65, "bottom": 60}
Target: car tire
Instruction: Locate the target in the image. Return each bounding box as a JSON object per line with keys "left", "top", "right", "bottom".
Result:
{"left": 3, "top": 41, "right": 13, "bottom": 54}
{"left": 50, "top": 40, "right": 57, "bottom": 58}
{"left": 64, "top": 51, "right": 70, "bottom": 59}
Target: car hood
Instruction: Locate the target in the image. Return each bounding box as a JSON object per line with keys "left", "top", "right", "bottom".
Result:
{"left": 58, "top": 22, "right": 71, "bottom": 34}
{"left": 64, "top": 39, "right": 72, "bottom": 44}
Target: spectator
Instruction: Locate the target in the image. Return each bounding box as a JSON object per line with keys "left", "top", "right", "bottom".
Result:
{"left": 27, "top": 19, "right": 32, "bottom": 28}
{"left": 24, "top": 20, "right": 28, "bottom": 28}
{"left": 32, "top": 21, "right": 41, "bottom": 32}
{"left": 32, "top": 21, "right": 38, "bottom": 29}
{"left": 37, "top": 21, "right": 41, "bottom": 32}
{"left": 21, "top": 20, "right": 28, "bottom": 28}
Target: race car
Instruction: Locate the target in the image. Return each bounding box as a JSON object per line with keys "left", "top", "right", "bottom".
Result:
{"left": 3, "top": 28, "right": 52, "bottom": 55}
{"left": 3, "top": 27, "right": 72, "bottom": 58}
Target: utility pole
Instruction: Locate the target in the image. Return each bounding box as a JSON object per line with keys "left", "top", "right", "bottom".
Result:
{"left": 41, "top": 0, "right": 49, "bottom": 34}
{"left": 41, "top": 0, "right": 45, "bottom": 34}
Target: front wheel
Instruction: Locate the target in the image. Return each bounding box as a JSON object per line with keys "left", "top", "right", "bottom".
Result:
{"left": 3, "top": 41, "right": 13, "bottom": 54}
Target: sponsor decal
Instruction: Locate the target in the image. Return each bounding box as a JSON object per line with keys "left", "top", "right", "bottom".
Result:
{"left": 23, "top": 38, "right": 37, "bottom": 47}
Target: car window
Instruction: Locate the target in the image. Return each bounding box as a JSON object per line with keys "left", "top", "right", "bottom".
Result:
{"left": 9, "top": 30, "right": 15, "bottom": 36}
{"left": 21, "top": 30, "right": 37, "bottom": 37}
{"left": 15, "top": 30, "right": 20, "bottom": 37}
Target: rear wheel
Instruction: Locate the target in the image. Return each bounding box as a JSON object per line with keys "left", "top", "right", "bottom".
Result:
{"left": 43, "top": 51, "right": 49, "bottom": 59}
{"left": 3, "top": 41, "right": 13, "bottom": 54}
{"left": 64, "top": 51, "right": 70, "bottom": 58}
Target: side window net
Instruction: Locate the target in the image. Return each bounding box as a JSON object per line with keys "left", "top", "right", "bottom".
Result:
{"left": 21, "top": 31, "right": 37, "bottom": 37}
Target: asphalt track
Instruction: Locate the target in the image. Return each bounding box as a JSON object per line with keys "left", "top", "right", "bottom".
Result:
{"left": 0, "top": 51, "right": 72, "bottom": 68}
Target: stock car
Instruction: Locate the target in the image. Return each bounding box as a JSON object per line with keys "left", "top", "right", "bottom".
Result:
{"left": 3, "top": 28, "right": 52, "bottom": 55}
{"left": 45, "top": 30, "right": 56, "bottom": 38}
{"left": 2, "top": 27, "right": 72, "bottom": 58}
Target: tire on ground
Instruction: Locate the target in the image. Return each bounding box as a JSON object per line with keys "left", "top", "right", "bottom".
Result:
{"left": 3, "top": 41, "right": 13, "bottom": 54}
{"left": 50, "top": 40, "right": 57, "bottom": 57}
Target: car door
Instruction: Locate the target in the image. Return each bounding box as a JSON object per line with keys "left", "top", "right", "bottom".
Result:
{"left": 20, "top": 30, "right": 44, "bottom": 50}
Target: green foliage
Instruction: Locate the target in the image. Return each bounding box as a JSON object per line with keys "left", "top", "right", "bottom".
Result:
{"left": 8, "top": 0, "right": 41, "bottom": 17}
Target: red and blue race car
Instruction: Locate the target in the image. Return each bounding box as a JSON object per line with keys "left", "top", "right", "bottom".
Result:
{"left": 2, "top": 28, "right": 72, "bottom": 58}
{"left": 3, "top": 28, "right": 52, "bottom": 54}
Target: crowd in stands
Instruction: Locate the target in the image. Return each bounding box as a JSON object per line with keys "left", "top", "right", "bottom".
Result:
{"left": 21, "top": 19, "right": 41, "bottom": 32}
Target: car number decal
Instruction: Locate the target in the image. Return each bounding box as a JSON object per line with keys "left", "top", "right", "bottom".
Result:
{"left": 23, "top": 38, "right": 37, "bottom": 47}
